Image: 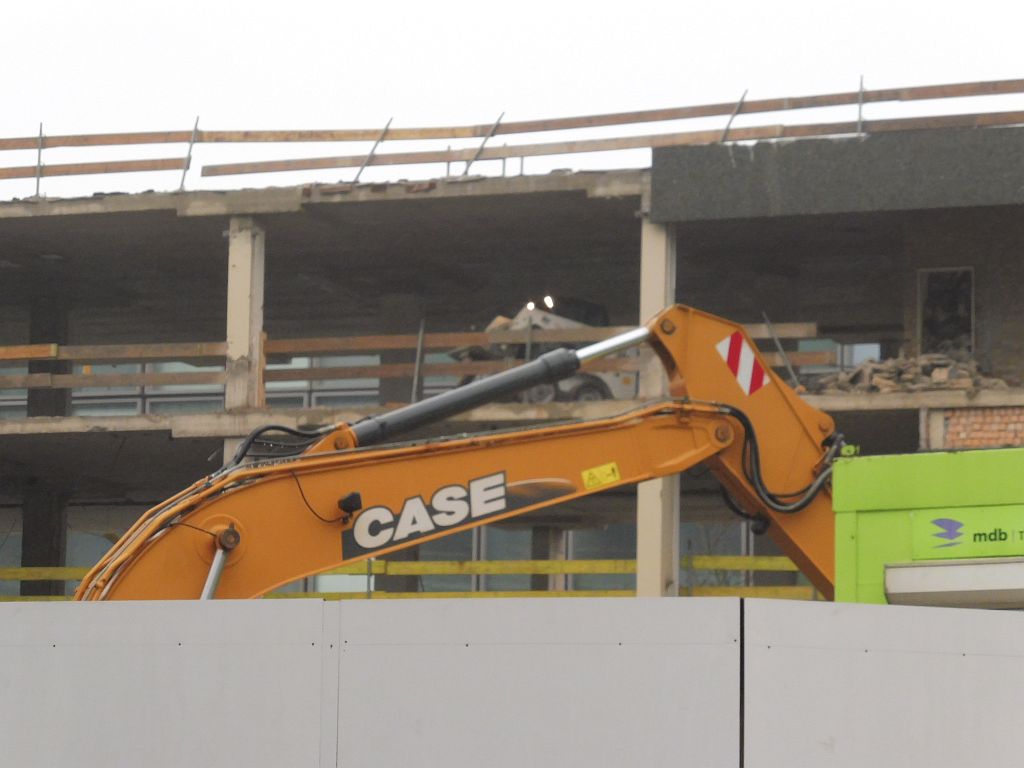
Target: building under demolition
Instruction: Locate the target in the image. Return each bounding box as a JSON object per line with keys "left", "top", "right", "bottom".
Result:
{"left": 2, "top": 78, "right": 1023, "bottom": 597}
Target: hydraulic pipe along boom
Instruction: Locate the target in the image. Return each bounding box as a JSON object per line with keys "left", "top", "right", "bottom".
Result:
{"left": 350, "top": 326, "right": 652, "bottom": 447}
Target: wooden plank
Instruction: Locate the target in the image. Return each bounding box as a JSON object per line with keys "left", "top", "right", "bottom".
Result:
{"left": 0, "top": 130, "right": 196, "bottom": 151}
{"left": 264, "top": 353, "right": 822, "bottom": 383}
{"left": 0, "top": 373, "right": 52, "bottom": 388}
{"left": 265, "top": 361, "right": 499, "bottom": 382}
{"left": 488, "top": 327, "right": 634, "bottom": 343}
{"left": 266, "top": 328, "right": 634, "bottom": 355}
{"left": 265, "top": 323, "right": 814, "bottom": 357}
{"left": 5, "top": 77, "right": 1024, "bottom": 152}
{"left": 264, "top": 357, "right": 641, "bottom": 383}
{"left": 0, "top": 157, "right": 185, "bottom": 181}
{"left": 0, "top": 371, "right": 226, "bottom": 390}
{"left": 762, "top": 350, "right": 837, "bottom": 367}
{"left": 202, "top": 108, "right": 1024, "bottom": 177}
{"left": 0, "top": 344, "right": 57, "bottom": 362}
{"left": 743, "top": 322, "right": 817, "bottom": 339}
{"left": 57, "top": 341, "right": 227, "bottom": 362}
{"left": 266, "top": 332, "right": 490, "bottom": 354}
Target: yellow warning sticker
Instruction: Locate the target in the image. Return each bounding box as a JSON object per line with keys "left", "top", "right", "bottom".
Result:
{"left": 582, "top": 461, "right": 621, "bottom": 490}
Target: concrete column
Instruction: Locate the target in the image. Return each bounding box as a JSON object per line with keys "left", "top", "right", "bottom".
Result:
{"left": 530, "top": 526, "right": 568, "bottom": 591}
{"left": 27, "top": 274, "right": 71, "bottom": 417}
{"left": 635, "top": 218, "right": 680, "bottom": 597}
{"left": 225, "top": 217, "right": 266, "bottom": 411}
{"left": 924, "top": 408, "right": 946, "bottom": 450}
{"left": 20, "top": 482, "right": 68, "bottom": 597}
{"left": 222, "top": 437, "right": 244, "bottom": 466}
{"left": 22, "top": 270, "right": 72, "bottom": 593}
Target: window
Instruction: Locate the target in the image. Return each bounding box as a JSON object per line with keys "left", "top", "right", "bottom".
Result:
{"left": 918, "top": 268, "right": 974, "bottom": 354}
{"left": 146, "top": 397, "right": 224, "bottom": 415}
{"left": 71, "top": 399, "right": 141, "bottom": 417}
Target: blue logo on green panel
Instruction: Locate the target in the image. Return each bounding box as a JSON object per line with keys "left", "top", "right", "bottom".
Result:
{"left": 931, "top": 518, "right": 963, "bottom": 548}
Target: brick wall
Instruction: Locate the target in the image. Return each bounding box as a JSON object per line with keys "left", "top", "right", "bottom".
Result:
{"left": 944, "top": 407, "right": 1024, "bottom": 449}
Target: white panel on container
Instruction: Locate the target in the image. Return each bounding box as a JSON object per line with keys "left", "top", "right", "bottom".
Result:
{"left": 336, "top": 597, "right": 740, "bottom": 768}
{"left": 744, "top": 599, "right": 1024, "bottom": 767}
{"left": 0, "top": 600, "right": 330, "bottom": 768}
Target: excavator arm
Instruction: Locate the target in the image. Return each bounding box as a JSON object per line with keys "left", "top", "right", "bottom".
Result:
{"left": 75, "top": 305, "right": 838, "bottom": 601}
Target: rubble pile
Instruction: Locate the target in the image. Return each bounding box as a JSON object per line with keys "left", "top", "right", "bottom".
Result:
{"left": 809, "top": 353, "right": 1009, "bottom": 395}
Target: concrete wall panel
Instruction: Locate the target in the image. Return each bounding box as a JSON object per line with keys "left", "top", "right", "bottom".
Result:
{"left": 335, "top": 597, "right": 740, "bottom": 768}
{"left": 653, "top": 127, "right": 1024, "bottom": 222}
{"left": 744, "top": 599, "right": 1024, "bottom": 767}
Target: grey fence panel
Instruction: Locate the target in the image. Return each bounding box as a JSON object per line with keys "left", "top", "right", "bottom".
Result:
{"left": 0, "top": 600, "right": 329, "bottom": 768}
{"left": 335, "top": 597, "right": 741, "bottom": 767}
{"left": 744, "top": 599, "right": 1024, "bottom": 767}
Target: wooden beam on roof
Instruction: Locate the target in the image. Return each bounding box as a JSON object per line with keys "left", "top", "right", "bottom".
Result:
{"left": 202, "top": 108, "right": 1024, "bottom": 177}
{"left": 4, "top": 77, "right": 1024, "bottom": 151}
{"left": 0, "top": 157, "right": 185, "bottom": 180}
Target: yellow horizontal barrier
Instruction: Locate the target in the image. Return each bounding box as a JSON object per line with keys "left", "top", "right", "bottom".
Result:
{"left": 320, "top": 556, "right": 798, "bottom": 578}
{"left": 268, "top": 585, "right": 816, "bottom": 601}
{"left": 0, "top": 557, "right": 808, "bottom": 602}
{"left": 267, "top": 590, "right": 637, "bottom": 600}
{"left": 684, "top": 585, "right": 816, "bottom": 600}
{"left": 0, "top": 587, "right": 815, "bottom": 603}
{"left": 0, "top": 556, "right": 799, "bottom": 583}
{"left": 0, "top": 567, "right": 89, "bottom": 581}
{"left": 0, "top": 595, "right": 72, "bottom": 602}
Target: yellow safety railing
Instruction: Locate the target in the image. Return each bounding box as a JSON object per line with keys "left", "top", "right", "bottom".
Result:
{"left": 0, "top": 556, "right": 817, "bottom": 602}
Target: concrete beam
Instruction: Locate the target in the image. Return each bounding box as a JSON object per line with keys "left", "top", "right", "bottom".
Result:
{"left": 225, "top": 217, "right": 266, "bottom": 411}
{"left": 0, "top": 170, "right": 645, "bottom": 220}
{"left": 2, "top": 390, "right": 1024, "bottom": 440}
{"left": 636, "top": 218, "right": 680, "bottom": 597}
{"left": 802, "top": 389, "right": 1024, "bottom": 411}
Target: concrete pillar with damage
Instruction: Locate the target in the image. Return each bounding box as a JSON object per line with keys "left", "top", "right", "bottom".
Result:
{"left": 225, "top": 217, "right": 266, "bottom": 413}
{"left": 635, "top": 217, "right": 680, "bottom": 597}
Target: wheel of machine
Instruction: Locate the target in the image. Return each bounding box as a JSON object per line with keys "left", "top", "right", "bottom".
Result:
{"left": 520, "top": 382, "right": 558, "bottom": 404}
{"left": 569, "top": 376, "right": 612, "bottom": 401}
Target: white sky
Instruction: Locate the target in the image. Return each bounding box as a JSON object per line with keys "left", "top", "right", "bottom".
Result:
{"left": 2, "top": 0, "right": 1023, "bottom": 199}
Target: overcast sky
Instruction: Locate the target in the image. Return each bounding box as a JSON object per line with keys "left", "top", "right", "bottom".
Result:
{"left": 3, "top": 0, "right": 1022, "bottom": 198}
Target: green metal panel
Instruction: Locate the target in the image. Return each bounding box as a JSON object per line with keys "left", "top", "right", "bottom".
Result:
{"left": 833, "top": 448, "right": 1024, "bottom": 603}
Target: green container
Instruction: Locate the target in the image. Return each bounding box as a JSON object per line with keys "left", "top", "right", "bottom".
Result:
{"left": 834, "top": 448, "right": 1024, "bottom": 603}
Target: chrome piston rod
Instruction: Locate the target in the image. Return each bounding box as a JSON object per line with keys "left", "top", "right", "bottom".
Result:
{"left": 574, "top": 326, "right": 651, "bottom": 364}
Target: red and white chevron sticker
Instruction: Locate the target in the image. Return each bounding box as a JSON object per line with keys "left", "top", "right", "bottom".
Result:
{"left": 716, "top": 331, "right": 770, "bottom": 396}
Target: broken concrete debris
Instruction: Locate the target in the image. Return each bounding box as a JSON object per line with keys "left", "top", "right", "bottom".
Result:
{"left": 809, "top": 353, "right": 1009, "bottom": 395}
